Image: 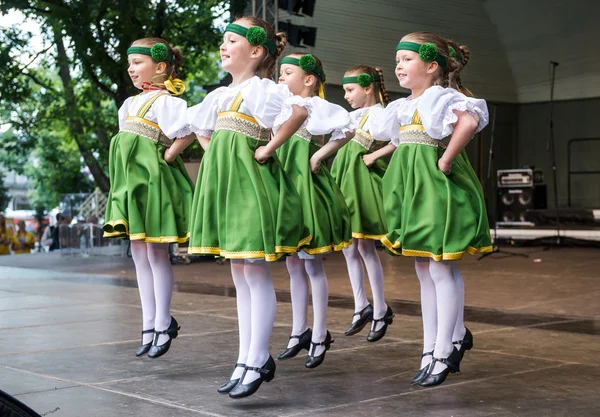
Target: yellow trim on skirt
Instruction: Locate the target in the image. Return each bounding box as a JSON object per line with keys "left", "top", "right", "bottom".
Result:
{"left": 381, "top": 236, "right": 493, "bottom": 261}
{"left": 103, "top": 219, "right": 189, "bottom": 244}
{"left": 188, "top": 234, "right": 313, "bottom": 262}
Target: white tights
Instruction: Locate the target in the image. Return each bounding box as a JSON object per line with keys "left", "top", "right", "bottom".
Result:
{"left": 342, "top": 239, "right": 388, "bottom": 331}
{"left": 286, "top": 254, "right": 329, "bottom": 356}
{"left": 130, "top": 241, "right": 174, "bottom": 346}
{"left": 414, "top": 257, "right": 466, "bottom": 374}
{"left": 229, "top": 259, "right": 276, "bottom": 385}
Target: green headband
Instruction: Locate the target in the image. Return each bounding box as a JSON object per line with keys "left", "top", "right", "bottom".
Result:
{"left": 342, "top": 73, "right": 380, "bottom": 88}
{"left": 396, "top": 41, "right": 447, "bottom": 69}
{"left": 127, "top": 44, "right": 173, "bottom": 64}
{"left": 225, "top": 23, "right": 277, "bottom": 57}
{"left": 280, "top": 55, "right": 325, "bottom": 81}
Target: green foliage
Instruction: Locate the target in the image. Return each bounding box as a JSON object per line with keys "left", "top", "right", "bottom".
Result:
{"left": 0, "top": 171, "right": 10, "bottom": 212}
{"left": 0, "top": 0, "right": 229, "bottom": 209}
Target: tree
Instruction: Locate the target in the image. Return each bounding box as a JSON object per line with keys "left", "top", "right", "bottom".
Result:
{"left": 0, "top": 171, "right": 10, "bottom": 212}
{"left": 0, "top": 0, "right": 230, "bottom": 204}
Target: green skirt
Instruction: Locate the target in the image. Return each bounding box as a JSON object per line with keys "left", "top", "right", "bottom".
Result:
{"left": 330, "top": 140, "right": 388, "bottom": 240}
{"left": 381, "top": 144, "right": 492, "bottom": 260}
{"left": 277, "top": 135, "right": 352, "bottom": 254}
{"left": 103, "top": 131, "right": 194, "bottom": 243}
{"left": 188, "top": 130, "right": 311, "bottom": 261}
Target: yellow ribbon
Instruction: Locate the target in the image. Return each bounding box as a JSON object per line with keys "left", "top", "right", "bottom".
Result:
{"left": 164, "top": 76, "right": 186, "bottom": 96}
{"left": 318, "top": 83, "right": 325, "bottom": 99}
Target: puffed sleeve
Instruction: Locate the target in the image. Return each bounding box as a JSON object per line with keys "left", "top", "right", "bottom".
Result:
{"left": 187, "top": 87, "right": 227, "bottom": 138}
{"left": 117, "top": 97, "right": 133, "bottom": 130}
{"left": 418, "top": 86, "right": 489, "bottom": 139}
{"left": 241, "top": 77, "right": 312, "bottom": 129}
{"left": 303, "top": 97, "right": 352, "bottom": 141}
{"left": 368, "top": 99, "right": 403, "bottom": 145}
{"left": 153, "top": 95, "right": 193, "bottom": 139}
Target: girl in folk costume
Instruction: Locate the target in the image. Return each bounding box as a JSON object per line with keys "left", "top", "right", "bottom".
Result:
{"left": 103, "top": 38, "right": 194, "bottom": 359}
{"left": 369, "top": 32, "right": 492, "bottom": 387}
{"left": 186, "top": 17, "right": 312, "bottom": 399}
{"left": 276, "top": 53, "right": 353, "bottom": 368}
{"left": 330, "top": 66, "right": 395, "bottom": 342}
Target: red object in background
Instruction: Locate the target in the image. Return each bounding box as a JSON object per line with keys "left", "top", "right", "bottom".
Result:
{"left": 8, "top": 217, "right": 49, "bottom": 233}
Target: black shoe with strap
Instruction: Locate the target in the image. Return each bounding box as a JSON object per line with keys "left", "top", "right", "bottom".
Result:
{"left": 305, "top": 331, "right": 334, "bottom": 369}
{"left": 228, "top": 356, "right": 276, "bottom": 399}
{"left": 411, "top": 351, "right": 433, "bottom": 384}
{"left": 135, "top": 328, "right": 154, "bottom": 357}
{"left": 344, "top": 304, "right": 373, "bottom": 336}
{"left": 277, "top": 328, "right": 312, "bottom": 360}
{"left": 453, "top": 327, "right": 473, "bottom": 360}
{"left": 217, "top": 363, "right": 245, "bottom": 394}
{"left": 367, "top": 306, "right": 395, "bottom": 342}
{"left": 147, "top": 316, "right": 180, "bottom": 359}
{"left": 418, "top": 347, "right": 461, "bottom": 387}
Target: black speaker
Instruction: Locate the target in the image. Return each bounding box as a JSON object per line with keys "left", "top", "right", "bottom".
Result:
{"left": 278, "top": 0, "right": 316, "bottom": 16}
{"left": 278, "top": 22, "right": 317, "bottom": 47}
{"left": 497, "top": 185, "right": 547, "bottom": 223}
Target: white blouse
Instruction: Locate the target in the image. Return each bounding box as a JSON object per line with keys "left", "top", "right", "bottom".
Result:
{"left": 369, "top": 86, "right": 489, "bottom": 146}
{"left": 348, "top": 103, "right": 390, "bottom": 141}
{"left": 118, "top": 90, "right": 192, "bottom": 139}
{"left": 187, "top": 76, "right": 315, "bottom": 138}
{"left": 288, "top": 97, "right": 352, "bottom": 141}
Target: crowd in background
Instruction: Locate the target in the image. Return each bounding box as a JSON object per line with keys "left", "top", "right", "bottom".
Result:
{"left": 0, "top": 212, "right": 105, "bottom": 256}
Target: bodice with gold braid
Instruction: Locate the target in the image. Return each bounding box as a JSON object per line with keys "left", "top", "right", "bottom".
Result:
{"left": 294, "top": 127, "right": 326, "bottom": 148}
{"left": 121, "top": 92, "right": 174, "bottom": 148}
{"left": 352, "top": 112, "right": 388, "bottom": 151}
{"left": 398, "top": 110, "right": 450, "bottom": 148}
{"left": 214, "top": 92, "right": 271, "bottom": 142}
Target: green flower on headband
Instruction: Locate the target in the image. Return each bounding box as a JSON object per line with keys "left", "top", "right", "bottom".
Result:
{"left": 246, "top": 26, "right": 267, "bottom": 47}
{"left": 151, "top": 43, "right": 169, "bottom": 63}
{"left": 357, "top": 73, "right": 373, "bottom": 88}
{"left": 449, "top": 46, "right": 456, "bottom": 58}
{"left": 419, "top": 43, "right": 438, "bottom": 63}
{"left": 299, "top": 54, "right": 316, "bottom": 72}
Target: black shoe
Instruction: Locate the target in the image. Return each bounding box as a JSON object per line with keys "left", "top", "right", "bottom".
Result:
{"left": 217, "top": 363, "right": 245, "bottom": 394}
{"left": 345, "top": 304, "right": 373, "bottom": 336}
{"left": 278, "top": 328, "right": 312, "bottom": 360}
{"left": 229, "top": 356, "right": 276, "bottom": 399}
{"left": 147, "top": 316, "right": 180, "bottom": 359}
{"left": 411, "top": 351, "right": 433, "bottom": 385}
{"left": 367, "top": 306, "right": 395, "bottom": 342}
{"left": 453, "top": 327, "right": 473, "bottom": 360}
{"left": 135, "top": 328, "right": 154, "bottom": 357}
{"left": 305, "top": 331, "right": 334, "bottom": 369}
{"left": 419, "top": 347, "right": 461, "bottom": 387}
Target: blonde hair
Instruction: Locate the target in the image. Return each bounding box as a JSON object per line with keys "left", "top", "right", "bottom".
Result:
{"left": 131, "top": 38, "right": 184, "bottom": 77}
{"left": 399, "top": 32, "right": 457, "bottom": 88}
{"left": 344, "top": 65, "right": 391, "bottom": 106}
{"left": 234, "top": 16, "right": 288, "bottom": 79}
